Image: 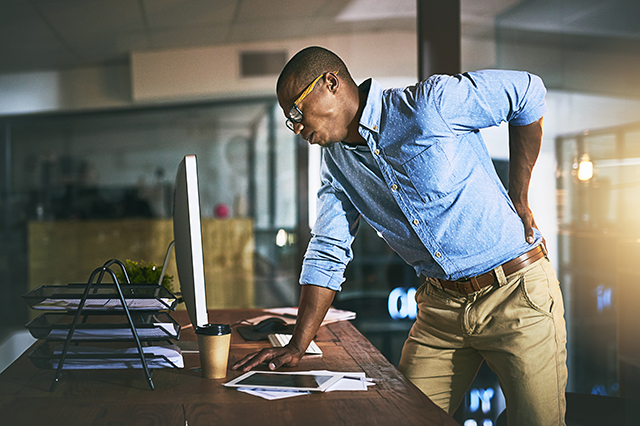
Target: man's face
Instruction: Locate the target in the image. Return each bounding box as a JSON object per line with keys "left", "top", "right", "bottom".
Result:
{"left": 277, "top": 73, "right": 349, "bottom": 147}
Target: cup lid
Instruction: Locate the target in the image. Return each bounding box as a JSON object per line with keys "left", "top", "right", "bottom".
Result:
{"left": 195, "top": 323, "right": 232, "bottom": 336}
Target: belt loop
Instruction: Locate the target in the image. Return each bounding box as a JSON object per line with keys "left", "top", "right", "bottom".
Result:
{"left": 494, "top": 265, "right": 507, "bottom": 287}
{"left": 430, "top": 277, "right": 443, "bottom": 290}
{"left": 469, "top": 276, "right": 481, "bottom": 292}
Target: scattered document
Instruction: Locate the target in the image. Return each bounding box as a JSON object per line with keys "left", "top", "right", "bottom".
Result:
{"left": 232, "top": 370, "right": 375, "bottom": 400}
{"left": 238, "top": 388, "right": 311, "bottom": 400}
{"left": 48, "top": 344, "right": 183, "bottom": 369}
{"left": 315, "top": 371, "right": 376, "bottom": 392}
{"left": 44, "top": 322, "right": 179, "bottom": 340}
{"left": 247, "top": 307, "right": 355, "bottom": 327}
{"left": 268, "top": 333, "right": 322, "bottom": 355}
{"left": 34, "top": 298, "right": 176, "bottom": 311}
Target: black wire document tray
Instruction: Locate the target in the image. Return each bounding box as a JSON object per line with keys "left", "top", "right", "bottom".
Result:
{"left": 26, "top": 312, "right": 181, "bottom": 341}
{"left": 29, "top": 342, "right": 184, "bottom": 370}
{"left": 22, "top": 284, "right": 178, "bottom": 311}
{"left": 21, "top": 257, "right": 182, "bottom": 391}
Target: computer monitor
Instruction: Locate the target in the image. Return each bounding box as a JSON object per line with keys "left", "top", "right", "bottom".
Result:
{"left": 173, "top": 155, "right": 209, "bottom": 328}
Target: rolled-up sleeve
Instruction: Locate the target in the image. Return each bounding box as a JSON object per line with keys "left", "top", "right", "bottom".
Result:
{"left": 431, "top": 69, "right": 547, "bottom": 132}
{"left": 299, "top": 166, "right": 361, "bottom": 291}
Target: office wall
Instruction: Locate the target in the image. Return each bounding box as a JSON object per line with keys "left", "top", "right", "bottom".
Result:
{"left": 130, "top": 31, "right": 414, "bottom": 102}
{"left": 0, "top": 31, "right": 417, "bottom": 116}
{"left": 0, "top": 27, "right": 501, "bottom": 117}
{"left": 0, "top": 65, "right": 132, "bottom": 116}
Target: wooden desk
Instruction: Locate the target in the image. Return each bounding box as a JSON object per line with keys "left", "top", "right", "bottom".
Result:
{"left": 0, "top": 309, "right": 456, "bottom": 426}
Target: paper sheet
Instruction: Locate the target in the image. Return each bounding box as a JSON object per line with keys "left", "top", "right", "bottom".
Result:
{"left": 238, "top": 388, "right": 311, "bottom": 400}
{"left": 234, "top": 371, "right": 375, "bottom": 399}
{"left": 34, "top": 298, "right": 175, "bottom": 311}
{"left": 312, "top": 371, "right": 376, "bottom": 392}
{"left": 45, "top": 323, "right": 178, "bottom": 340}
{"left": 246, "top": 307, "right": 356, "bottom": 327}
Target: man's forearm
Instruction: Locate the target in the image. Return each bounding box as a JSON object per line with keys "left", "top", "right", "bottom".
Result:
{"left": 507, "top": 117, "right": 544, "bottom": 244}
{"left": 507, "top": 117, "right": 543, "bottom": 205}
{"left": 288, "top": 284, "right": 336, "bottom": 355}
{"left": 231, "top": 283, "right": 336, "bottom": 371}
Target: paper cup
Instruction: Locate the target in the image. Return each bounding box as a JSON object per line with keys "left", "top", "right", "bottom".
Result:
{"left": 195, "top": 323, "right": 232, "bottom": 379}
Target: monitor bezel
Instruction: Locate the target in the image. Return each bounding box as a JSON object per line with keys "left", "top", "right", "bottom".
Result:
{"left": 173, "top": 154, "right": 208, "bottom": 328}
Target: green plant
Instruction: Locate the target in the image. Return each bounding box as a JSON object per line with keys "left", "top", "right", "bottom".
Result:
{"left": 115, "top": 259, "right": 174, "bottom": 293}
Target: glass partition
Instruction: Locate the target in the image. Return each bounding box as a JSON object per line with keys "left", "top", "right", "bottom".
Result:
{"left": 0, "top": 98, "right": 300, "bottom": 327}
{"left": 556, "top": 121, "right": 640, "bottom": 396}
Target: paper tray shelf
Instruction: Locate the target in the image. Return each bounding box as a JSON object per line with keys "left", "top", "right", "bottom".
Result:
{"left": 22, "top": 284, "right": 178, "bottom": 311}
{"left": 22, "top": 258, "right": 182, "bottom": 391}
{"left": 26, "top": 312, "right": 180, "bottom": 341}
{"left": 28, "top": 341, "right": 184, "bottom": 370}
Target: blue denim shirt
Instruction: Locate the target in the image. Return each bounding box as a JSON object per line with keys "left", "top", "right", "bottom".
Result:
{"left": 300, "top": 70, "right": 546, "bottom": 291}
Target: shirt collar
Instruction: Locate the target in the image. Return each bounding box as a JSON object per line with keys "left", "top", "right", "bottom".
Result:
{"left": 340, "top": 78, "right": 383, "bottom": 152}
{"left": 358, "top": 78, "right": 383, "bottom": 134}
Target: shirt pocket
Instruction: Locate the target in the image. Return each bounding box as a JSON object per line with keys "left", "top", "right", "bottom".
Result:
{"left": 402, "top": 143, "right": 455, "bottom": 202}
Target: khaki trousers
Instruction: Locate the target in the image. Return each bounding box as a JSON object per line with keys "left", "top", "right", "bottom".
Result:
{"left": 398, "top": 257, "right": 567, "bottom": 426}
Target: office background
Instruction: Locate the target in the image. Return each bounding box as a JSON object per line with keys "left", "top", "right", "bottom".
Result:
{"left": 1, "top": 0, "right": 640, "bottom": 424}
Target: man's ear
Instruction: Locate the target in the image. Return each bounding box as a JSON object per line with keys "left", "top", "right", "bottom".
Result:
{"left": 326, "top": 72, "right": 339, "bottom": 94}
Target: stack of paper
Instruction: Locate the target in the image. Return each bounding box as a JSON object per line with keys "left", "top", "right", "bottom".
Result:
{"left": 49, "top": 344, "right": 184, "bottom": 369}
{"left": 256, "top": 307, "right": 356, "bottom": 327}
{"left": 237, "top": 371, "right": 375, "bottom": 400}
{"left": 34, "top": 298, "right": 175, "bottom": 311}
{"left": 268, "top": 334, "right": 322, "bottom": 355}
{"left": 46, "top": 323, "right": 179, "bottom": 340}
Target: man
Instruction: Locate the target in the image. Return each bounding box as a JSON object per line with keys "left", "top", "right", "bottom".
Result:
{"left": 233, "top": 46, "right": 567, "bottom": 426}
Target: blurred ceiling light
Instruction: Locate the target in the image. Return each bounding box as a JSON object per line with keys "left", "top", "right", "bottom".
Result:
{"left": 577, "top": 153, "right": 594, "bottom": 181}
{"left": 337, "top": 0, "right": 415, "bottom": 21}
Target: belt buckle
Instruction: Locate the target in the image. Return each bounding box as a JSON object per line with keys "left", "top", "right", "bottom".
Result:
{"left": 454, "top": 279, "right": 471, "bottom": 294}
{"left": 455, "top": 276, "right": 481, "bottom": 294}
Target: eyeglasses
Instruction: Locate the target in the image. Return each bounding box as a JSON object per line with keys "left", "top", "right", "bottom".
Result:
{"left": 285, "top": 70, "right": 338, "bottom": 131}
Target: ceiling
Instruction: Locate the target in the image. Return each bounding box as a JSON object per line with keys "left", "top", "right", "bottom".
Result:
{"left": 0, "top": 0, "right": 521, "bottom": 75}
{"left": 2, "top": 0, "right": 637, "bottom": 79}
{"left": 497, "top": 0, "right": 640, "bottom": 39}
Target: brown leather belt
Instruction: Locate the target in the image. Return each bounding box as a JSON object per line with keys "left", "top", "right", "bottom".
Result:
{"left": 437, "top": 245, "right": 546, "bottom": 295}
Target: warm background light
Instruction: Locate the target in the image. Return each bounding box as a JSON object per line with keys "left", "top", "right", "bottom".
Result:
{"left": 577, "top": 154, "right": 594, "bottom": 181}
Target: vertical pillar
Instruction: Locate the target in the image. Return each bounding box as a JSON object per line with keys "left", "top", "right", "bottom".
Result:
{"left": 267, "top": 103, "right": 277, "bottom": 229}
{"left": 1, "top": 121, "right": 10, "bottom": 229}
{"left": 417, "top": 0, "right": 461, "bottom": 80}
{"left": 295, "top": 136, "right": 309, "bottom": 284}
{"left": 1, "top": 120, "right": 14, "bottom": 327}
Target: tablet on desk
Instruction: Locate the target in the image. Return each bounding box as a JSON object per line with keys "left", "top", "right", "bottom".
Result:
{"left": 224, "top": 371, "right": 342, "bottom": 392}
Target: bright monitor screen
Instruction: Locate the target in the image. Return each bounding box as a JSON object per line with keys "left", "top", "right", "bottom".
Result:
{"left": 173, "top": 155, "right": 208, "bottom": 328}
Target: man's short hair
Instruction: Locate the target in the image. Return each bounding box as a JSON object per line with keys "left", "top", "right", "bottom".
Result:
{"left": 277, "top": 46, "right": 354, "bottom": 95}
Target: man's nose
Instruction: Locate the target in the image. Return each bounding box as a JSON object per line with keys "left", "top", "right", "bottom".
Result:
{"left": 293, "top": 122, "right": 304, "bottom": 135}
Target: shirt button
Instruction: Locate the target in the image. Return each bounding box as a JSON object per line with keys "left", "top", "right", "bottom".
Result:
{"left": 373, "top": 125, "right": 378, "bottom": 130}
{"left": 391, "top": 184, "right": 398, "bottom": 191}
{"left": 413, "top": 219, "right": 419, "bottom": 225}
{"left": 435, "top": 252, "right": 442, "bottom": 258}
{"left": 374, "top": 149, "right": 380, "bottom": 155}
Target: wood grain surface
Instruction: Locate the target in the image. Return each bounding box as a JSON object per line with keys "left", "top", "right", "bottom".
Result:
{"left": 0, "top": 309, "right": 456, "bottom": 426}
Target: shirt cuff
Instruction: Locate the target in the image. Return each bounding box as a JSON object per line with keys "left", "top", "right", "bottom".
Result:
{"left": 299, "top": 264, "right": 344, "bottom": 291}
{"left": 510, "top": 104, "right": 546, "bottom": 126}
